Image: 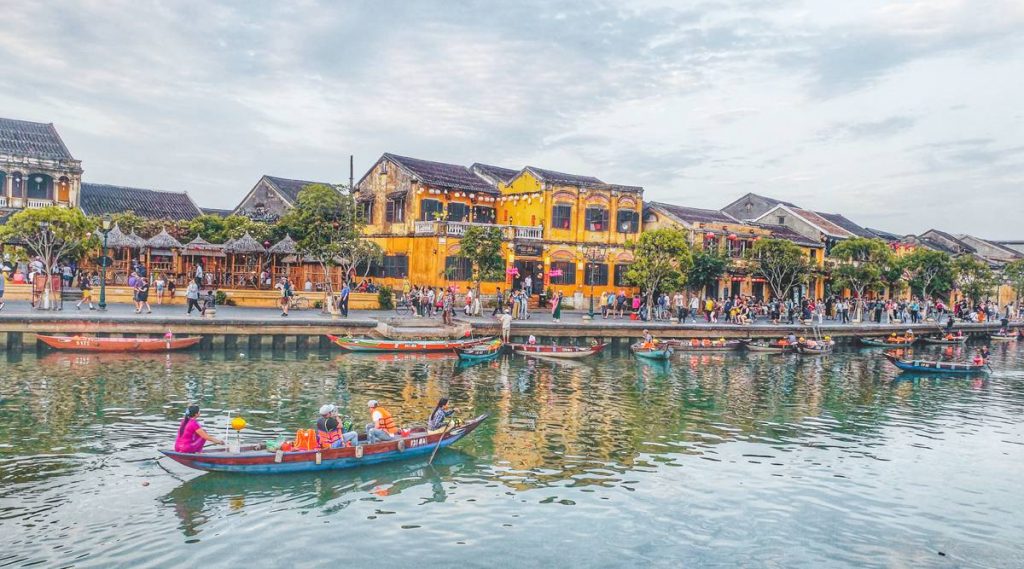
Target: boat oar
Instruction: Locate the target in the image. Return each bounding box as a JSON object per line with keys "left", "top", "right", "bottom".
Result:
{"left": 427, "top": 422, "right": 453, "bottom": 466}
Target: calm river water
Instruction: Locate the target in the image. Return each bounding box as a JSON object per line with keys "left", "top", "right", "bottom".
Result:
{"left": 1, "top": 341, "right": 1023, "bottom": 568}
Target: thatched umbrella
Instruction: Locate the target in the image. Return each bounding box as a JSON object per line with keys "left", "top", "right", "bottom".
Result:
{"left": 145, "top": 228, "right": 183, "bottom": 279}
{"left": 102, "top": 224, "right": 138, "bottom": 283}
{"left": 182, "top": 236, "right": 225, "bottom": 286}
{"left": 224, "top": 232, "right": 266, "bottom": 288}
{"left": 268, "top": 234, "right": 297, "bottom": 283}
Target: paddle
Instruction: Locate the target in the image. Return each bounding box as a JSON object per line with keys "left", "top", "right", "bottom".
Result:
{"left": 427, "top": 422, "right": 453, "bottom": 466}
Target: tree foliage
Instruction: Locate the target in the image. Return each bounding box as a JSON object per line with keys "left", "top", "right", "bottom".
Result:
{"left": 1004, "top": 259, "right": 1024, "bottom": 303}
{"left": 625, "top": 228, "right": 692, "bottom": 319}
{"left": 903, "top": 248, "right": 954, "bottom": 301}
{"left": 181, "top": 214, "right": 271, "bottom": 243}
{"left": 687, "top": 250, "right": 731, "bottom": 295}
{"left": 0, "top": 207, "right": 99, "bottom": 310}
{"left": 747, "top": 238, "right": 810, "bottom": 301}
{"left": 456, "top": 226, "right": 504, "bottom": 296}
{"left": 952, "top": 255, "right": 996, "bottom": 304}
{"left": 828, "top": 237, "right": 893, "bottom": 319}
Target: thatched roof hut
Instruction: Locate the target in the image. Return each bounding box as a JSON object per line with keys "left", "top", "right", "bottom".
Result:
{"left": 268, "top": 234, "right": 297, "bottom": 255}
{"left": 146, "top": 228, "right": 183, "bottom": 250}
{"left": 224, "top": 232, "right": 265, "bottom": 254}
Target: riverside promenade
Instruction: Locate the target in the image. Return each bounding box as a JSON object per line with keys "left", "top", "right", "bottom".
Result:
{"left": 0, "top": 298, "right": 1018, "bottom": 353}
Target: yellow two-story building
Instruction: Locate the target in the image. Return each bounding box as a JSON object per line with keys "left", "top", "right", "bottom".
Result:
{"left": 355, "top": 153, "right": 643, "bottom": 300}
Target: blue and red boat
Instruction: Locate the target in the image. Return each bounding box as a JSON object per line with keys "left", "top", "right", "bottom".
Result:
{"left": 883, "top": 353, "right": 988, "bottom": 375}
{"left": 161, "top": 414, "right": 490, "bottom": 474}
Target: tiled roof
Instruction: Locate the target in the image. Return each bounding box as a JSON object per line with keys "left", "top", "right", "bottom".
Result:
{"left": 80, "top": 183, "right": 202, "bottom": 220}
{"left": 264, "top": 175, "right": 330, "bottom": 205}
{"left": 385, "top": 153, "right": 495, "bottom": 194}
{"left": 0, "top": 117, "right": 75, "bottom": 161}
{"left": 647, "top": 201, "right": 738, "bottom": 226}
{"left": 201, "top": 207, "right": 232, "bottom": 218}
{"left": 470, "top": 163, "right": 520, "bottom": 185}
{"left": 523, "top": 166, "right": 605, "bottom": 188}
{"left": 723, "top": 192, "right": 798, "bottom": 210}
{"left": 790, "top": 208, "right": 853, "bottom": 238}
{"left": 816, "top": 212, "right": 874, "bottom": 238}
{"left": 866, "top": 227, "right": 903, "bottom": 242}
{"left": 753, "top": 223, "right": 823, "bottom": 248}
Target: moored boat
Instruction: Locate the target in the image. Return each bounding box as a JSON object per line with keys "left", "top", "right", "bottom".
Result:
{"left": 508, "top": 342, "right": 606, "bottom": 359}
{"left": 456, "top": 339, "right": 504, "bottom": 362}
{"left": 37, "top": 334, "right": 201, "bottom": 352}
{"left": 326, "top": 335, "right": 490, "bottom": 352}
{"left": 858, "top": 336, "right": 917, "bottom": 348}
{"left": 631, "top": 342, "right": 673, "bottom": 360}
{"left": 664, "top": 338, "right": 743, "bottom": 352}
{"left": 883, "top": 353, "right": 988, "bottom": 375}
{"left": 161, "top": 414, "right": 490, "bottom": 474}
{"left": 989, "top": 331, "right": 1016, "bottom": 342}
{"left": 796, "top": 339, "right": 835, "bottom": 355}
{"left": 743, "top": 339, "right": 794, "bottom": 353}
{"left": 923, "top": 334, "right": 967, "bottom": 345}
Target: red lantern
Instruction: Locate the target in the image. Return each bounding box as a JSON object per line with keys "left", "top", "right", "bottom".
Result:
{"left": 705, "top": 232, "right": 715, "bottom": 239}
{"left": 728, "top": 233, "right": 737, "bottom": 241}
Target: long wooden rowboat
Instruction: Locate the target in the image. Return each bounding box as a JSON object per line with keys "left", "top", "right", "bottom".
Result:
{"left": 883, "top": 353, "right": 988, "bottom": 375}
{"left": 796, "top": 341, "right": 835, "bottom": 355}
{"left": 744, "top": 340, "right": 794, "bottom": 353}
{"left": 922, "top": 335, "right": 967, "bottom": 345}
{"left": 508, "top": 343, "right": 606, "bottom": 359}
{"left": 456, "top": 340, "right": 504, "bottom": 362}
{"left": 326, "top": 335, "right": 491, "bottom": 353}
{"left": 161, "top": 414, "right": 490, "bottom": 474}
{"left": 858, "top": 336, "right": 917, "bottom": 348}
{"left": 663, "top": 339, "right": 744, "bottom": 352}
{"left": 989, "top": 333, "right": 1016, "bottom": 342}
{"left": 37, "top": 335, "right": 200, "bottom": 352}
{"left": 631, "top": 343, "right": 673, "bottom": 360}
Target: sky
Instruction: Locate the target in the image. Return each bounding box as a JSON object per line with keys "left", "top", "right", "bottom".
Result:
{"left": 1, "top": 0, "right": 1022, "bottom": 237}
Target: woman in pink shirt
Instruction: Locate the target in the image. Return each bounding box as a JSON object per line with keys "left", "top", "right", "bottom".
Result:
{"left": 174, "top": 405, "right": 224, "bottom": 453}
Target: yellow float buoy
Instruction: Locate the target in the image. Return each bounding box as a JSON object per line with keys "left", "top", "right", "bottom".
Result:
{"left": 230, "top": 417, "right": 247, "bottom": 431}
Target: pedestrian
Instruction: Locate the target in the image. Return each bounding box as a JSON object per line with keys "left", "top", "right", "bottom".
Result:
{"left": 76, "top": 272, "right": 95, "bottom": 310}
{"left": 275, "top": 277, "right": 292, "bottom": 317}
{"left": 520, "top": 287, "right": 530, "bottom": 320}
{"left": 674, "top": 291, "right": 685, "bottom": 324}
{"left": 492, "top": 287, "right": 504, "bottom": 316}
{"left": 551, "top": 291, "right": 563, "bottom": 322}
{"left": 194, "top": 262, "right": 204, "bottom": 288}
{"left": 135, "top": 277, "right": 152, "bottom": 314}
{"left": 498, "top": 309, "right": 512, "bottom": 342}
{"left": 155, "top": 273, "right": 166, "bottom": 304}
{"left": 339, "top": 281, "right": 350, "bottom": 317}
{"left": 0, "top": 266, "right": 6, "bottom": 311}
{"left": 185, "top": 279, "right": 201, "bottom": 315}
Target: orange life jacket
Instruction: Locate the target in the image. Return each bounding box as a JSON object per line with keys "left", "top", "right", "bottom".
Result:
{"left": 317, "top": 428, "right": 342, "bottom": 449}
{"left": 374, "top": 407, "right": 397, "bottom": 434}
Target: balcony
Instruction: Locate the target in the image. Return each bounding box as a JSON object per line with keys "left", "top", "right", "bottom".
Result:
{"left": 1, "top": 197, "right": 63, "bottom": 209}
{"left": 413, "top": 221, "right": 543, "bottom": 241}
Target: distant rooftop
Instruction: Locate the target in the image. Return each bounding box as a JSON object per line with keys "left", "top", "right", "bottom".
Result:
{"left": 0, "top": 117, "right": 75, "bottom": 161}
{"left": 646, "top": 201, "right": 738, "bottom": 226}
{"left": 80, "top": 183, "right": 202, "bottom": 220}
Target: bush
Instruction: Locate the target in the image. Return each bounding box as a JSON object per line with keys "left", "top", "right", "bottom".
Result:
{"left": 313, "top": 300, "right": 323, "bottom": 310}
{"left": 214, "top": 290, "right": 230, "bottom": 306}
{"left": 378, "top": 285, "right": 394, "bottom": 310}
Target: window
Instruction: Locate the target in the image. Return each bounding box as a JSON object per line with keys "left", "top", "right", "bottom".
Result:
{"left": 549, "top": 261, "right": 576, "bottom": 285}
{"left": 381, "top": 255, "right": 408, "bottom": 278}
{"left": 777, "top": 216, "right": 786, "bottom": 225}
{"left": 385, "top": 197, "right": 405, "bottom": 222}
{"left": 472, "top": 206, "right": 496, "bottom": 224}
{"left": 614, "top": 263, "right": 632, "bottom": 287}
{"left": 727, "top": 239, "right": 749, "bottom": 258}
{"left": 551, "top": 204, "right": 573, "bottom": 230}
{"left": 444, "top": 256, "right": 473, "bottom": 281}
{"left": 420, "top": 199, "right": 444, "bottom": 221}
{"left": 358, "top": 199, "right": 374, "bottom": 223}
{"left": 808, "top": 249, "right": 817, "bottom": 261}
{"left": 447, "top": 202, "right": 469, "bottom": 222}
{"left": 380, "top": 160, "right": 388, "bottom": 174}
{"left": 585, "top": 263, "right": 609, "bottom": 286}
{"left": 585, "top": 207, "right": 609, "bottom": 232}
{"left": 616, "top": 210, "right": 639, "bottom": 233}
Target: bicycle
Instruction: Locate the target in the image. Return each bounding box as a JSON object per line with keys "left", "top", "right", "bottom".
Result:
{"left": 394, "top": 295, "right": 415, "bottom": 317}
{"left": 289, "top": 296, "right": 311, "bottom": 310}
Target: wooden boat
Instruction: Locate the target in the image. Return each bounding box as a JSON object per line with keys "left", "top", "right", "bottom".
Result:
{"left": 989, "top": 331, "right": 1017, "bottom": 342}
{"left": 743, "top": 340, "right": 794, "bottom": 353}
{"left": 858, "top": 336, "right": 917, "bottom": 348}
{"left": 37, "top": 334, "right": 200, "bottom": 352}
{"left": 508, "top": 342, "right": 606, "bottom": 359}
{"left": 456, "top": 339, "right": 504, "bottom": 362}
{"left": 631, "top": 342, "right": 673, "bottom": 360}
{"left": 883, "top": 353, "right": 988, "bottom": 375}
{"left": 326, "top": 335, "right": 490, "bottom": 352}
{"left": 664, "top": 338, "right": 743, "bottom": 352}
{"left": 162, "top": 414, "right": 490, "bottom": 474}
{"left": 923, "top": 334, "right": 967, "bottom": 345}
{"left": 796, "top": 340, "right": 835, "bottom": 355}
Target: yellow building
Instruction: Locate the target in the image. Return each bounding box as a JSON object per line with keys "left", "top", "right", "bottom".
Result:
{"left": 355, "top": 153, "right": 643, "bottom": 301}
{"left": 643, "top": 201, "right": 825, "bottom": 300}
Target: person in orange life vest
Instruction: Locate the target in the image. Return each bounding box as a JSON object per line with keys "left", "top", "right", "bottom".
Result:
{"left": 366, "top": 400, "right": 397, "bottom": 443}
{"left": 641, "top": 329, "right": 654, "bottom": 349}
{"left": 316, "top": 404, "right": 359, "bottom": 448}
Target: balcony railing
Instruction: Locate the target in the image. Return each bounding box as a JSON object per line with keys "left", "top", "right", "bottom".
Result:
{"left": 27, "top": 199, "right": 55, "bottom": 209}
{"left": 413, "top": 221, "right": 543, "bottom": 241}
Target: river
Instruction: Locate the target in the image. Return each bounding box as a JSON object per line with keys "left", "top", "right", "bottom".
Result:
{"left": 1, "top": 341, "right": 1022, "bottom": 568}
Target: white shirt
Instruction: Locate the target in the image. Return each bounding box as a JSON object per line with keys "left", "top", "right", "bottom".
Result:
{"left": 498, "top": 313, "right": 512, "bottom": 329}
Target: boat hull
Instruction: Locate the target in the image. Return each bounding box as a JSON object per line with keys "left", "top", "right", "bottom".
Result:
{"left": 456, "top": 341, "right": 504, "bottom": 362}
{"left": 326, "top": 335, "right": 490, "bottom": 353}
{"left": 162, "top": 414, "right": 489, "bottom": 474}
{"left": 508, "top": 343, "right": 606, "bottom": 359}
{"left": 883, "top": 354, "right": 987, "bottom": 374}
{"left": 922, "top": 337, "right": 967, "bottom": 345}
{"left": 989, "top": 335, "right": 1016, "bottom": 342}
{"left": 664, "top": 340, "right": 743, "bottom": 352}
{"left": 631, "top": 343, "right": 673, "bottom": 360}
{"left": 744, "top": 342, "right": 793, "bottom": 353}
{"left": 859, "top": 337, "right": 917, "bottom": 348}
{"left": 796, "top": 343, "right": 834, "bottom": 355}
{"left": 37, "top": 335, "right": 200, "bottom": 352}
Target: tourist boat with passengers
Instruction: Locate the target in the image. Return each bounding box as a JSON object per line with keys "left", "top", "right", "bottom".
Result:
{"left": 883, "top": 353, "right": 988, "bottom": 375}
{"left": 663, "top": 338, "right": 744, "bottom": 352}
{"left": 37, "top": 334, "right": 201, "bottom": 352}
{"left": 326, "top": 335, "right": 491, "bottom": 352}
{"left": 507, "top": 342, "right": 606, "bottom": 359}
{"left": 455, "top": 339, "right": 505, "bottom": 362}
{"left": 743, "top": 339, "right": 795, "bottom": 353}
{"left": 923, "top": 333, "right": 968, "bottom": 345}
{"left": 162, "top": 414, "right": 490, "bottom": 474}
{"left": 989, "top": 330, "right": 1017, "bottom": 342}
{"left": 631, "top": 342, "right": 673, "bottom": 361}
{"left": 858, "top": 335, "right": 917, "bottom": 348}
{"left": 796, "top": 338, "right": 835, "bottom": 355}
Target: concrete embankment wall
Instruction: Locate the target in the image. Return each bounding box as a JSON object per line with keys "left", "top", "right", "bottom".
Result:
{"left": 0, "top": 315, "right": 1018, "bottom": 354}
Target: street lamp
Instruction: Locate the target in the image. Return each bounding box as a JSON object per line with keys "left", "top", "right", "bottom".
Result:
{"left": 99, "top": 215, "right": 112, "bottom": 310}
{"left": 584, "top": 246, "right": 603, "bottom": 319}
{"left": 38, "top": 221, "right": 51, "bottom": 310}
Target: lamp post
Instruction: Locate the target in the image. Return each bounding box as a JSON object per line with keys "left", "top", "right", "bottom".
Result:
{"left": 38, "top": 221, "right": 51, "bottom": 310}
{"left": 99, "top": 215, "right": 112, "bottom": 310}
{"left": 584, "top": 246, "right": 603, "bottom": 319}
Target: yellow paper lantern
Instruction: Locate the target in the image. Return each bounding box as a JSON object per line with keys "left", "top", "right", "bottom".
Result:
{"left": 230, "top": 417, "right": 247, "bottom": 431}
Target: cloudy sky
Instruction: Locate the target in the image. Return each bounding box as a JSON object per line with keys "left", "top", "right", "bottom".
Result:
{"left": 2, "top": 0, "right": 1022, "bottom": 236}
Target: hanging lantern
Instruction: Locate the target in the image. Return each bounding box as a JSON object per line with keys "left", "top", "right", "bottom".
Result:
{"left": 705, "top": 232, "right": 715, "bottom": 239}
{"left": 728, "top": 233, "right": 737, "bottom": 241}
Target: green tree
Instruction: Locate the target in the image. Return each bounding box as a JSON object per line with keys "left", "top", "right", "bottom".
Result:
{"left": 878, "top": 254, "right": 906, "bottom": 299}
{"left": 952, "top": 255, "right": 996, "bottom": 305}
{"left": 625, "top": 228, "right": 693, "bottom": 320}
{"left": 903, "top": 249, "right": 954, "bottom": 302}
{"left": 747, "top": 239, "right": 810, "bottom": 302}
{"left": 181, "top": 214, "right": 271, "bottom": 244}
{"left": 1004, "top": 259, "right": 1024, "bottom": 306}
{"left": 0, "top": 207, "right": 98, "bottom": 310}
{"left": 687, "top": 250, "right": 731, "bottom": 296}
{"left": 829, "top": 237, "right": 893, "bottom": 321}
{"left": 456, "top": 226, "right": 504, "bottom": 300}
